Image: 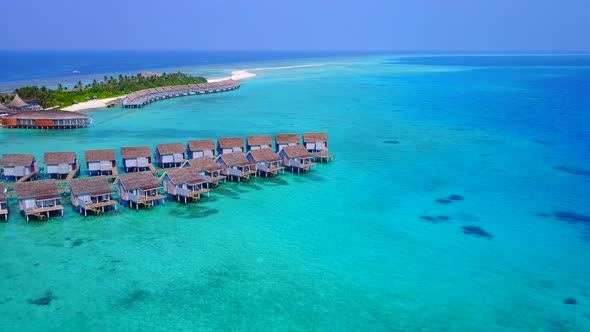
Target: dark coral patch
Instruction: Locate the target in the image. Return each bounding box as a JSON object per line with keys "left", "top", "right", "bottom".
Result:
{"left": 28, "top": 291, "right": 56, "bottom": 306}
{"left": 448, "top": 195, "right": 464, "bottom": 201}
{"left": 437, "top": 215, "right": 451, "bottom": 221}
{"left": 537, "top": 213, "right": 550, "bottom": 217}
{"left": 71, "top": 239, "right": 83, "bottom": 248}
{"left": 564, "top": 297, "right": 577, "bottom": 305}
{"left": 383, "top": 140, "right": 400, "bottom": 144}
{"left": 420, "top": 216, "right": 436, "bottom": 221}
{"left": 553, "top": 166, "right": 590, "bottom": 177}
{"left": 553, "top": 211, "right": 590, "bottom": 224}
{"left": 462, "top": 226, "right": 493, "bottom": 239}
{"left": 435, "top": 198, "right": 452, "bottom": 204}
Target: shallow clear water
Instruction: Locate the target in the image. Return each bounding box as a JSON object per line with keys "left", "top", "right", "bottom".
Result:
{"left": 1, "top": 54, "right": 590, "bottom": 331}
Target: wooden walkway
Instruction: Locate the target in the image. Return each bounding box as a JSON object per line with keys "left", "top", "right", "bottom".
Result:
{"left": 65, "top": 167, "right": 79, "bottom": 181}
{"left": 16, "top": 172, "right": 36, "bottom": 183}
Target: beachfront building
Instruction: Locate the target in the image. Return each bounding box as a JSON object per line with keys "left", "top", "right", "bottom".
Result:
{"left": 84, "top": 149, "right": 117, "bottom": 176}
{"left": 278, "top": 145, "right": 316, "bottom": 174}
{"left": 155, "top": 142, "right": 185, "bottom": 168}
{"left": 217, "top": 137, "right": 245, "bottom": 155}
{"left": 121, "top": 146, "right": 152, "bottom": 172}
{"left": 161, "top": 167, "right": 210, "bottom": 203}
{"left": 68, "top": 176, "right": 117, "bottom": 216}
{"left": 0, "top": 153, "right": 39, "bottom": 181}
{"left": 15, "top": 179, "right": 63, "bottom": 221}
{"left": 5, "top": 94, "right": 42, "bottom": 111}
{"left": 187, "top": 139, "right": 216, "bottom": 159}
{"left": 115, "top": 172, "right": 165, "bottom": 210}
{"left": 275, "top": 133, "right": 301, "bottom": 152}
{"left": 1, "top": 110, "right": 92, "bottom": 129}
{"left": 0, "top": 184, "right": 7, "bottom": 220}
{"left": 183, "top": 156, "right": 226, "bottom": 187}
{"left": 43, "top": 152, "right": 79, "bottom": 179}
{"left": 246, "top": 148, "right": 284, "bottom": 177}
{"left": 214, "top": 152, "right": 256, "bottom": 182}
{"left": 247, "top": 134, "right": 273, "bottom": 151}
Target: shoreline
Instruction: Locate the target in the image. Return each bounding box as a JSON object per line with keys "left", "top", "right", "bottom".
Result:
{"left": 61, "top": 63, "right": 326, "bottom": 112}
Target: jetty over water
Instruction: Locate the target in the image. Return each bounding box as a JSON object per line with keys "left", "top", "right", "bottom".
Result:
{"left": 121, "top": 79, "right": 240, "bottom": 108}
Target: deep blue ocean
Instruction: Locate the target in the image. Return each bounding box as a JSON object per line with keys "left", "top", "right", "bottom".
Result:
{"left": 1, "top": 52, "right": 589, "bottom": 331}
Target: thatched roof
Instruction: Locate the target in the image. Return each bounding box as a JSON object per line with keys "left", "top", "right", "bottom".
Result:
{"left": 85, "top": 149, "right": 116, "bottom": 162}
{"left": 121, "top": 146, "right": 151, "bottom": 159}
{"left": 116, "top": 172, "right": 161, "bottom": 190}
{"left": 156, "top": 142, "right": 185, "bottom": 155}
{"left": 275, "top": 133, "right": 300, "bottom": 144}
{"left": 247, "top": 148, "right": 280, "bottom": 162}
{"left": 282, "top": 145, "right": 312, "bottom": 158}
{"left": 303, "top": 132, "right": 327, "bottom": 143}
{"left": 0, "top": 183, "right": 5, "bottom": 202}
{"left": 0, "top": 153, "right": 35, "bottom": 166}
{"left": 2, "top": 110, "right": 91, "bottom": 120}
{"left": 69, "top": 176, "right": 113, "bottom": 196}
{"left": 218, "top": 137, "right": 244, "bottom": 148}
{"left": 187, "top": 156, "right": 220, "bottom": 172}
{"left": 163, "top": 167, "right": 205, "bottom": 185}
{"left": 44, "top": 152, "right": 77, "bottom": 164}
{"left": 216, "top": 152, "right": 252, "bottom": 167}
{"left": 15, "top": 179, "right": 59, "bottom": 200}
{"left": 7, "top": 94, "right": 29, "bottom": 108}
{"left": 247, "top": 134, "right": 272, "bottom": 146}
{"left": 187, "top": 139, "right": 216, "bottom": 151}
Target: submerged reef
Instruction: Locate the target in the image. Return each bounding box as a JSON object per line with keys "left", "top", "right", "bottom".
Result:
{"left": 553, "top": 166, "right": 590, "bottom": 177}
{"left": 462, "top": 226, "right": 493, "bottom": 239}
{"left": 28, "top": 291, "right": 56, "bottom": 306}
{"left": 553, "top": 212, "right": 590, "bottom": 224}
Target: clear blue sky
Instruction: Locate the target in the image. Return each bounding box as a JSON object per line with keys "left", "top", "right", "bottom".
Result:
{"left": 3, "top": 0, "right": 589, "bottom": 51}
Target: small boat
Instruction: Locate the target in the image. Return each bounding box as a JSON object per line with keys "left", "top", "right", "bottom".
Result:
{"left": 72, "top": 70, "right": 81, "bottom": 74}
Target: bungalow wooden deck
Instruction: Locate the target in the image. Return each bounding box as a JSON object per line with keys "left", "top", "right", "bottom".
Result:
{"left": 14, "top": 179, "right": 63, "bottom": 221}
{"left": 68, "top": 176, "right": 117, "bottom": 216}
{"left": 161, "top": 167, "right": 210, "bottom": 204}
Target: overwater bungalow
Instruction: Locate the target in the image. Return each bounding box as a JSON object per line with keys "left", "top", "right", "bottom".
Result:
{"left": 0, "top": 184, "right": 7, "bottom": 220}
{"left": 303, "top": 132, "right": 333, "bottom": 162}
{"left": 15, "top": 179, "right": 63, "bottom": 221}
{"left": 121, "top": 146, "right": 152, "bottom": 172}
{"left": 121, "top": 79, "right": 240, "bottom": 108}
{"left": 278, "top": 145, "right": 316, "bottom": 174}
{"left": 187, "top": 139, "right": 216, "bottom": 159}
{"left": 0, "top": 153, "right": 39, "bottom": 181}
{"left": 161, "top": 167, "right": 210, "bottom": 203}
{"left": 155, "top": 142, "right": 185, "bottom": 168}
{"left": 43, "top": 151, "right": 79, "bottom": 179}
{"left": 247, "top": 134, "right": 273, "bottom": 151}
{"left": 84, "top": 149, "right": 116, "bottom": 176}
{"left": 217, "top": 137, "right": 245, "bottom": 155}
{"left": 246, "top": 148, "right": 284, "bottom": 177}
{"left": 114, "top": 172, "right": 165, "bottom": 210}
{"left": 215, "top": 151, "right": 256, "bottom": 182}
{"left": 183, "top": 156, "right": 226, "bottom": 187}
{"left": 275, "top": 133, "right": 301, "bottom": 152}
{"left": 68, "top": 176, "right": 117, "bottom": 216}
{"left": 303, "top": 132, "right": 328, "bottom": 152}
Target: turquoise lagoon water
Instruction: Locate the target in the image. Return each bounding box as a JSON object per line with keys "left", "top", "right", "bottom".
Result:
{"left": 1, "top": 54, "right": 590, "bottom": 331}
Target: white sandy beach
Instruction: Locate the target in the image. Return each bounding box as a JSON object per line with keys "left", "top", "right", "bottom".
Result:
{"left": 64, "top": 64, "right": 325, "bottom": 112}
{"left": 62, "top": 96, "right": 124, "bottom": 112}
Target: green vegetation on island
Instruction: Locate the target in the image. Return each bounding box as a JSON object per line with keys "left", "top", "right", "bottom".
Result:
{"left": 11, "top": 72, "right": 207, "bottom": 108}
